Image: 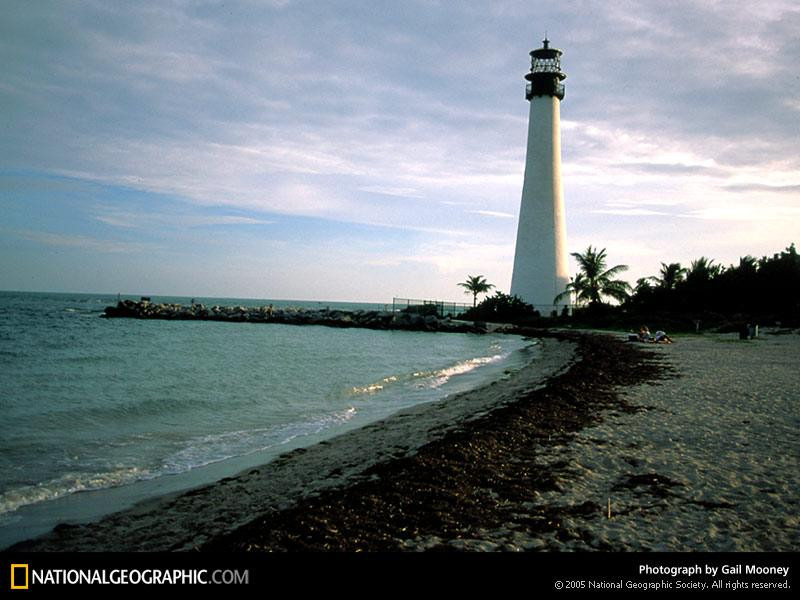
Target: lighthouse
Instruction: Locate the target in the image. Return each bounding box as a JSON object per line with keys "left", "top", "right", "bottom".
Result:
{"left": 510, "top": 38, "right": 570, "bottom": 314}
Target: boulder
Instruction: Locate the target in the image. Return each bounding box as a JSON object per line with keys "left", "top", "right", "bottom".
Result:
{"left": 424, "top": 315, "right": 440, "bottom": 330}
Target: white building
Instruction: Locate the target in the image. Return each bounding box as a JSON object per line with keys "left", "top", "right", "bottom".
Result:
{"left": 510, "top": 39, "right": 570, "bottom": 315}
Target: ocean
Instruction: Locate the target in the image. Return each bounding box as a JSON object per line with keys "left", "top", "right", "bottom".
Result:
{"left": 0, "top": 291, "right": 534, "bottom": 547}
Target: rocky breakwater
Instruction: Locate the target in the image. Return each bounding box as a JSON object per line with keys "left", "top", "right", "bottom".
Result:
{"left": 102, "top": 299, "right": 488, "bottom": 334}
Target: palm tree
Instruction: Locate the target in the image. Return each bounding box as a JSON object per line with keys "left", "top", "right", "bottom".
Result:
{"left": 650, "top": 262, "right": 688, "bottom": 290}
{"left": 459, "top": 275, "right": 495, "bottom": 307}
{"left": 687, "top": 256, "right": 722, "bottom": 282}
{"left": 555, "top": 246, "right": 631, "bottom": 306}
{"left": 634, "top": 277, "right": 654, "bottom": 294}
{"left": 682, "top": 256, "right": 722, "bottom": 310}
{"left": 556, "top": 272, "right": 589, "bottom": 308}
{"left": 737, "top": 255, "right": 758, "bottom": 274}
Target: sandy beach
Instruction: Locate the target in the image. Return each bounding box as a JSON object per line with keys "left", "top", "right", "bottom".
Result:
{"left": 9, "top": 329, "right": 799, "bottom": 552}
{"left": 531, "top": 329, "right": 800, "bottom": 552}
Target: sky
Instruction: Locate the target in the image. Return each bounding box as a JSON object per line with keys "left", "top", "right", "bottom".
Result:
{"left": 1, "top": 0, "right": 798, "bottom": 303}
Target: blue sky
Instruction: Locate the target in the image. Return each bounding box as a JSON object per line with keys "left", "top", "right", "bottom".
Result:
{"left": 1, "top": 1, "right": 798, "bottom": 302}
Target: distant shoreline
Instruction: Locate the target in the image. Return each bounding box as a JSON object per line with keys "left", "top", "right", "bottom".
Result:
{"left": 101, "top": 298, "right": 489, "bottom": 333}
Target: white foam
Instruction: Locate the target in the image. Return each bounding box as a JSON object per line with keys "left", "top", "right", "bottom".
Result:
{"left": 0, "top": 466, "right": 152, "bottom": 516}
{"left": 412, "top": 354, "right": 505, "bottom": 389}
{"left": 350, "top": 353, "right": 507, "bottom": 396}
{"left": 161, "top": 407, "right": 358, "bottom": 474}
{"left": 351, "top": 375, "right": 398, "bottom": 395}
{"left": 0, "top": 408, "right": 361, "bottom": 516}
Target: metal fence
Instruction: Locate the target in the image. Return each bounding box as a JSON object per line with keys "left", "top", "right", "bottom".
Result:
{"left": 391, "top": 298, "right": 474, "bottom": 318}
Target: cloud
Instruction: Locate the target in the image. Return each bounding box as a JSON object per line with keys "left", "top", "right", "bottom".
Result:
{"left": 11, "top": 229, "right": 158, "bottom": 254}
{"left": 1, "top": 1, "right": 798, "bottom": 299}
{"left": 619, "top": 162, "right": 726, "bottom": 177}
{"left": 591, "top": 208, "right": 672, "bottom": 217}
{"left": 365, "top": 237, "right": 513, "bottom": 284}
{"left": 681, "top": 203, "right": 800, "bottom": 221}
{"left": 92, "top": 210, "right": 274, "bottom": 229}
{"left": 723, "top": 183, "right": 800, "bottom": 194}
{"left": 357, "top": 186, "right": 425, "bottom": 198}
{"left": 466, "top": 210, "right": 516, "bottom": 219}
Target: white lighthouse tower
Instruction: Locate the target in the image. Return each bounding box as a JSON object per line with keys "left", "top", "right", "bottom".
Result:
{"left": 510, "top": 38, "right": 570, "bottom": 314}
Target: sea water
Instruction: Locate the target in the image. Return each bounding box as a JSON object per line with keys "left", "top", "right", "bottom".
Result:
{"left": 0, "top": 291, "right": 533, "bottom": 547}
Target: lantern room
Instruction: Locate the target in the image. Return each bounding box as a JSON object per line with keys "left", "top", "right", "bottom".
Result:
{"left": 525, "top": 38, "right": 566, "bottom": 100}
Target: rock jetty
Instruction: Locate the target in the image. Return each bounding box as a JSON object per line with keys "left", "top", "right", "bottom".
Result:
{"left": 102, "top": 299, "right": 488, "bottom": 333}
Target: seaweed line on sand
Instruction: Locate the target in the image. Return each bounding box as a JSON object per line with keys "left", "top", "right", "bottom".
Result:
{"left": 202, "top": 331, "right": 674, "bottom": 552}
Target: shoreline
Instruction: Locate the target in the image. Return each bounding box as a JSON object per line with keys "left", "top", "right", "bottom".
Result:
{"left": 8, "top": 335, "right": 576, "bottom": 552}
{"left": 205, "top": 329, "right": 798, "bottom": 552}
{"left": 9, "top": 329, "right": 798, "bottom": 552}
{"left": 204, "top": 330, "right": 672, "bottom": 551}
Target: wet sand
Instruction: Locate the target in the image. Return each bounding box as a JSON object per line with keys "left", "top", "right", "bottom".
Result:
{"left": 10, "top": 330, "right": 798, "bottom": 552}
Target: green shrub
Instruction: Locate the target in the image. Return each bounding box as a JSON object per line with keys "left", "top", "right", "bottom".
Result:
{"left": 461, "top": 292, "right": 538, "bottom": 323}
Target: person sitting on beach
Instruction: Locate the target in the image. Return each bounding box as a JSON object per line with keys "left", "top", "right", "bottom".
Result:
{"left": 653, "top": 330, "right": 673, "bottom": 344}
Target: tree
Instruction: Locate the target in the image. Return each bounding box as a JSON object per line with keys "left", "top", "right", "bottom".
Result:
{"left": 557, "top": 273, "right": 589, "bottom": 308}
{"left": 737, "top": 255, "right": 758, "bottom": 274}
{"left": 555, "top": 246, "right": 631, "bottom": 307}
{"left": 686, "top": 256, "right": 722, "bottom": 283}
{"left": 650, "top": 262, "right": 688, "bottom": 290}
{"left": 678, "top": 256, "right": 723, "bottom": 311}
{"left": 635, "top": 277, "right": 654, "bottom": 294}
{"left": 618, "top": 242, "right": 798, "bottom": 322}
{"left": 458, "top": 275, "right": 495, "bottom": 307}
{"left": 714, "top": 255, "right": 759, "bottom": 312}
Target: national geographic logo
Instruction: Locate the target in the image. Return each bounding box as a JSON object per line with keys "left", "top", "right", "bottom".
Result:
{"left": 4, "top": 564, "right": 248, "bottom": 588}
{"left": 10, "top": 564, "right": 29, "bottom": 590}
